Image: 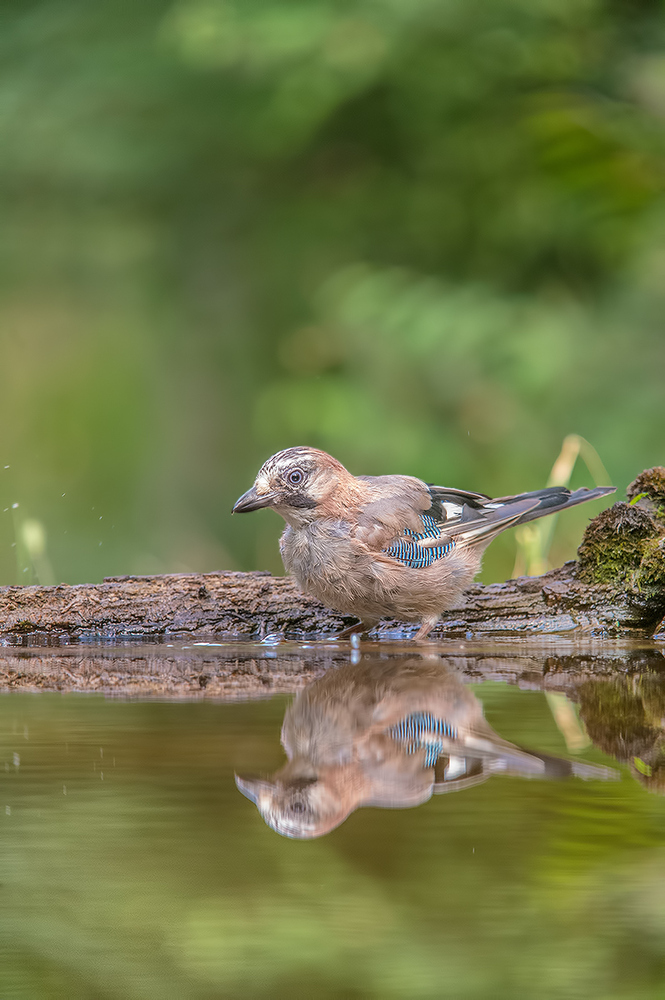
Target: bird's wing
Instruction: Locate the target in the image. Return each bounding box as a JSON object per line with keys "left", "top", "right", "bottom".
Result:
{"left": 426, "top": 484, "right": 615, "bottom": 539}
{"left": 353, "top": 475, "right": 435, "bottom": 550}
{"left": 353, "top": 476, "right": 612, "bottom": 569}
{"left": 424, "top": 495, "right": 541, "bottom": 544}
{"left": 353, "top": 477, "right": 543, "bottom": 569}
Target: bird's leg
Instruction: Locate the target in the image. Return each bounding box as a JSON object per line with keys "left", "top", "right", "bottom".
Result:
{"left": 414, "top": 616, "right": 440, "bottom": 641}
{"left": 335, "top": 620, "right": 378, "bottom": 640}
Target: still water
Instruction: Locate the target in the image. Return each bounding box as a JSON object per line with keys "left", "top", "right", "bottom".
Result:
{"left": 1, "top": 641, "right": 665, "bottom": 999}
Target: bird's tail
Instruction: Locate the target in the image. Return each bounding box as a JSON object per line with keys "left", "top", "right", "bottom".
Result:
{"left": 493, "top": 485, "right": 616, "bottom": 526}
{"left": 491, "top": 747, "right": 619, "bottom": 781}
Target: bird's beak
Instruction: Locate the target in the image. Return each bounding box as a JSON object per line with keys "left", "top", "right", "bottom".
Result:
{"left": 231, "top": 486, "right": 278, "bottom": 514}
{"left": 235, "top": 774, "right": 275, "bottom": 806}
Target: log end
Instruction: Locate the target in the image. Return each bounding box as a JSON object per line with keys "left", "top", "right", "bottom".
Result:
{"left": 577, "top": 502, "right": 663, "bottom": 587}
{"left": 575, "top": 470, "right": 665, "bottom": 634}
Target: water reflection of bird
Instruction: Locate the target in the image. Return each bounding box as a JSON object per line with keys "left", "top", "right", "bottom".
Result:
{"left": 232, "top": 447, "right": 614, "bottom": 638}
{"left": 236, "top": 657, "right": 617, "bottom": 839}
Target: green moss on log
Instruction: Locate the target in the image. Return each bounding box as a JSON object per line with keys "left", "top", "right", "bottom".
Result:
{"left": 626, "top": 466, "right": 665, "bottom": 526}
{"left": 577, "top": 502, "right": 665, "bottom": 589}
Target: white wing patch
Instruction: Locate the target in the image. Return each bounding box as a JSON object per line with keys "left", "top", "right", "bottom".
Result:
{"left": 441, "top": 501, "right": 465, "bottom": 519}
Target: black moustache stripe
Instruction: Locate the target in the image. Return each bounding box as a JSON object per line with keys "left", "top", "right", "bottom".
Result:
{"left": 286, "top": 495, "right": 318, "bottom": 509}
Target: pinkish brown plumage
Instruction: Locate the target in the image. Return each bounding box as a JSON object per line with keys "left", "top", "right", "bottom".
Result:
{"left": 232, "top": 446, "right": 615, "bottom": 639}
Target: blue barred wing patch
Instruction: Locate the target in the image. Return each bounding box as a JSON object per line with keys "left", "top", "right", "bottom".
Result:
{"left": 389, "top": 711, "right": 458, "bottom": 767}
{"left": 382, "top": 513, "right": 455, "bottom": 568}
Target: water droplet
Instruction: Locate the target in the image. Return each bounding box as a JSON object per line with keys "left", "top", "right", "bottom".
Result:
{"left": 3, "top": 465, "right": 9, "bottom": 469}
{"left": 11, "top": 503, "right": 19, "bottom": 509}
{"left": 13, "top": 753, "right": 20, "bottom": 768}
{"left": 5, "top": 805, "right": 10, "bottom": 816}
{"left": 63, "top": 785, "right": 67, "bottom": 795}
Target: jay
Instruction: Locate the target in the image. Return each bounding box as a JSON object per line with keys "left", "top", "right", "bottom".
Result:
{"left": 236, "top": 655, "right": 617, "bottom": 838}
{"left": 233, "top": 447, "right": 615, "bottom": 639}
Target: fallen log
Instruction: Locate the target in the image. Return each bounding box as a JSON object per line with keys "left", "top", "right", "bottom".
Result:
{"left": 0, "top": 469, "right": 663, "bottom": 643}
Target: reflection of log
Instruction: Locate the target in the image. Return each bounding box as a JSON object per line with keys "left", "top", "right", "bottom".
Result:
{"left": 0, "top": 469, "right": 663, "bottom": 643}
{"left": 0, "top": 640, "right": 662, "bottom": 698}
{"left": 0, "top": 643, "right": 330, "bottom": 698}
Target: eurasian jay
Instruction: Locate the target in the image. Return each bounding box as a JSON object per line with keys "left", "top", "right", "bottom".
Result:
{"left": 232, "top": 447, "right": 615, "bottom": 639}
{"left": 236, "top": 656, "right": 617, "bottom": 838}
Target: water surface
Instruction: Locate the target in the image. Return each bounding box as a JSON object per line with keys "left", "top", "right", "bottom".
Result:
{"left": 1, "top": 641, "right": 665, "bottom": 999}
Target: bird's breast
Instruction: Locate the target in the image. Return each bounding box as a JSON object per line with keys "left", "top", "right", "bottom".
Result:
{"left": 279, "top": 520, "right": 370, "bottom": 601}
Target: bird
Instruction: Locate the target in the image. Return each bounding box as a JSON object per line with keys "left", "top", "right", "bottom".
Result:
{"left": 236, "top": 655, "right": 617, "bottom": 838}
{"left": 232, "top": 446, "right": 615, "bottom": 639}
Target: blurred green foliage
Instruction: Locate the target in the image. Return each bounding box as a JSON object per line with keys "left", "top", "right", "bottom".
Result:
{"left": 1, "top": 0, "right": 664, "bottom": 582}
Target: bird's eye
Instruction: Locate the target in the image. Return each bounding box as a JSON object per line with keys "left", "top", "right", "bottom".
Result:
{"left": 290, "top": 800, "right": 305, "bottom": 813}
{"left": 287, "top": 469, "right": 304, "bottom": 486}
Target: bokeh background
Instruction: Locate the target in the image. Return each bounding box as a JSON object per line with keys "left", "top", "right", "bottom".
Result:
{"left": 1, "top": 0, "right": 664, "bottom": 586}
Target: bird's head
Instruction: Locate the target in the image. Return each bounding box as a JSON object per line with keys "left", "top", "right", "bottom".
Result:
{"left": 235, "top": 771, "right": 351, "bottom": 839}
{"left": 232, "top": 446, "right": 353, "bottom": 524}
